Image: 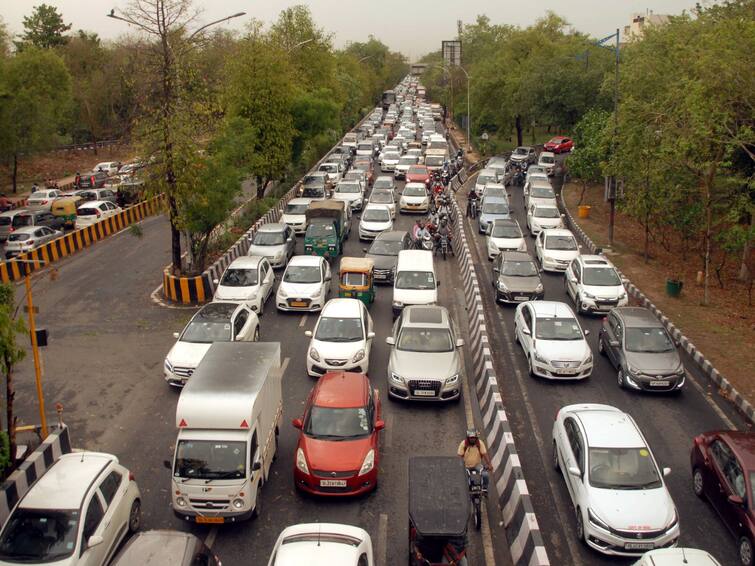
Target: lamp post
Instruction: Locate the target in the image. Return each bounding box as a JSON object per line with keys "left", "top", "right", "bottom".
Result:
{"left": 288, "top": 38, "right": 314, "bottom": 53}
{"left": 358, "top": 55, "right": 373, "bottom": 63}
{"left": 430, "top": 63, "right": 471, "bottom": 151}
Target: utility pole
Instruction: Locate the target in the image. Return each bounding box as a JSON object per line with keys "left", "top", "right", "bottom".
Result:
{"left": 609, "top": 28, "right": 620, "bottom": 247}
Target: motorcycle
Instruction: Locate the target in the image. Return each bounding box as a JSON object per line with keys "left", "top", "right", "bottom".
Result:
{"left": 467, "top": 466, "right": 489, "bottom": 531}
{"left": 436, "top": 233, "right": 450, "bottom": 260}
{"left": 421, "top": 232, "right": 434, "bottom": 252}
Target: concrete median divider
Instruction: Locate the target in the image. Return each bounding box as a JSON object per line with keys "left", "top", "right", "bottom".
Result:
{"left": 0, "top": 195, "right": 165, "bottom": 284}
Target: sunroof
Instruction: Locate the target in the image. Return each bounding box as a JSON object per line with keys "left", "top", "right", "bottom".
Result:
{"left": 409, "top": 307, "right": 443, "bottom": 324}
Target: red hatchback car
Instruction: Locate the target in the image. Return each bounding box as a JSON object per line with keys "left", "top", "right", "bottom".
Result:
{"left": 406, "top": 165, "right": 431, "bottom": 187}
{"left": 293, "top": 371, "right": 384, "bottom": 496}
{"left": 691, "top": 430, "right": 755, "bottom": 565}
{"left": 544, "top": 136, "right": 574, "bottom": 154}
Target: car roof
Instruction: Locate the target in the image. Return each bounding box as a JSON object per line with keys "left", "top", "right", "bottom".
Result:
{"left": 402, "top": 305, "right": 449, "bottom": 328}
{"left": 363, "top": 204, "right": 391, "bottom": 213}
{"left": 716, "top": 432, "right": 755, "bottom": 469}
{"left": 257, "top": 223, "right": 286, "bottom": 232}
{"left": 79, "top": 200, "right": 110, "bottom": 208}
{"left": 314, "top": 372, "right": 369, "bottom": 408}
{"left": 275, "top": 523, "right": 367, "bottom": 565}
{"left": 612, "top": 307, "right": 661, "bottom": 328}
{"left": 567, "top": 404, "right": 645, "bottom": 448}
{"left": 491, "top": 218, "right": 518, "bottom": 228}
{"left": 321, "top": 298, "right": 362, "bottom": 318}
{"left": 529, "top": 300, "right": 575, "bottom": 319}
{"left": 639, "top": 548, "right": 721, "bottom": 566}
{"left": 530, "top": 178, "right": 553, "bottom": 188}
{"left": 478, "top": 168, "right": 497, "bottom": 176}
{"left": 579, "top": 255, "right": 614, "bottom": 268}
{"left": 288, "top": 255, "right": 323, "bottom": 267}
{"left": 482, "top": 195, "right": 507, "bottom": 203}
{"left": 228, "top": 256, "right": 264, "bottom": 269}
{"left": 375, "top": 230, "right": 407, "bottom": 242}
{"left": 0, "top": 209, "right": 26, "bottom": 218}
{"left": 195, "top": 301, "right": 240, "bottom": 321}
{"left": 539, "top": 151, "right": 555, "bottom": 157}
{"left": 287, "top": 198, "right": 311, "bottom": 205}
{"left": 20, "top": 452, "right": 115, "bottom": 509}
{"left": 112, "top": 530, "right": 199, "bottom": 565}
{"left": 10, "top": 226, "right": 47, "bottom": 235}
{"left": 542, "top": 228, "right": 575, "bottom": 237}
{"left": 501, "top": 251, "right": 533, "bottom": 262}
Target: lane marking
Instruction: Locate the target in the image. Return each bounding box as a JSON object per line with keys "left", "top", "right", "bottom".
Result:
{"left": 298, "top": 314, "right": 308, "bottom": 328}
{"left": 377, "top": 513, "right": 388, "bottom": 566}
{"left": 279, "top": 357, "right": 290, "bottom": 381}
{"left": 684, "top": 370, "right": 736, "bottom": 429}
{"left": 204, "top": 526, "right": 218, "bottom": 549}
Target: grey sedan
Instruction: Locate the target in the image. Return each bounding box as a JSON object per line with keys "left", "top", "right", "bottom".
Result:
{"left": 247, "top": 223, "right": 295, "bottom": 268}
{"left": 492, "top": 252, "right": 544, "bottom": 304}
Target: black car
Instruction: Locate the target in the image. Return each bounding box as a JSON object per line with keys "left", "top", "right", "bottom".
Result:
{"left": 300, "top": 173, "right": 328, "bottom": 199}
{"left": 76, "top": 170, "right": 109, "bottom": 189}
{"left": 364, "top": 230, "right": 412, "bottom": 284}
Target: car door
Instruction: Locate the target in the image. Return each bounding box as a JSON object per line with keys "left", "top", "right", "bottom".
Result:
{"left": 563, "top": 418, "right": 586, "bottom": 506}
{"left": 606, "top": 314, "right": 623, "bottom": 368}
{"left": 260, "top": 260, "right": 274, "bottom": 302}
{"left": 79, "top": 491, "right": 109, "bottom": 566}
{"left": 565, "top": 260, "right": 579, "bottom": 300}
{"left": 96, "top": 469, "right": 127, "bottom": 563}
{"left": 518, "top": 304, "right": 535, "bottom": 357}
{"left": 536, "top": 232, "right": 545, "bottom": 263}
{"left": 232, "top": 308, "right": 251, "bottom": 341}
{"left": 363, "top": 303, "right": 374, "bottom": 361}
{"left": 708, "top": 439, "right": 748, "bottom": 535}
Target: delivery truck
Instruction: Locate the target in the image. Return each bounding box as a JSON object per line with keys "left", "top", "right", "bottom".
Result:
{"left": 167, "top": 341, "right": 282, "bottom": 524}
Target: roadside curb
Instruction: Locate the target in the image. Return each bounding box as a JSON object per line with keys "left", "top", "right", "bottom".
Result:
{"left": 559, "top": 191, "right": 755, "bottom": 426}
{"left": 0, "top": 425, "right": 71, "bottom": 527}
{"left": 449, "top": 174, "right": 549, "bottom": 566}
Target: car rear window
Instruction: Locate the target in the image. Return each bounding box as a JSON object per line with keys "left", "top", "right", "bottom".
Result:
{"left": 77, "top": 207, "right": 98, "bottom": 216}
{"left": 8, "top": 233, "right": 30, "bottom": 241}
{"left": 0, "top": 218, "right": 10, "bottom": 226}
{"left": 12, "top": 215, "right": 32, "bottom": 227}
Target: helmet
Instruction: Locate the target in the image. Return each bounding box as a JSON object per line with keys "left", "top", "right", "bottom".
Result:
{"left": 466, "top": 428, "right": 479, "bottom": 441}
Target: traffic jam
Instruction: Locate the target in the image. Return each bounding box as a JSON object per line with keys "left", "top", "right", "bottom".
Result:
{"left": 0, "top": 73, "right": 750, "bottom": 566}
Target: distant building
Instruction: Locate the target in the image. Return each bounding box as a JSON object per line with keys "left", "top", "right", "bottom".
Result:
{"left": 623, "top": 10, "right": 670, "bottom": 43}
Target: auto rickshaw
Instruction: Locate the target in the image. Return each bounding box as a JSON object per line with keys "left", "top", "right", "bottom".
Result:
{"left": 409, "top": 457, "right": 469, "bottom": 566}
{"left": 338, "top": 257, "right": 375, "bottom": 305}
{"left": 51, "top": 196, "right": 82, "bottom": 229}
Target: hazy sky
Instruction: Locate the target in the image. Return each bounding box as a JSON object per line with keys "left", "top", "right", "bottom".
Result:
{"left": 2, "top": 1, "right": 700, "bottom": 59}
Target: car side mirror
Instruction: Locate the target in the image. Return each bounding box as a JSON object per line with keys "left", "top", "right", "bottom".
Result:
{"left": 87, "top": 535, "right": 104, "bottom": 548}
{"left": 385, "top": 336, "right": 395, "bottom": 345}
{"left": 287, "top": 237, "right": 293, "bottom": 243}
{"left": 173, "top": 332, "right": 180, "bottom": 339}
{"left": 292, "top": 418, "right": 303, "bottom": 429}
{"left": 583, "top": 329, "right": 590, "bottom": 336}
{"left": 493, "top": 267, "right": 499, "bottom": 273}
{"left": 163, "top": 459, "right": 172, "bottom": 470}
{"left": 663, "top": 467, "right": 672, "bottom": 477}
{"left": 455, "top": 338, "right": 465, "bottom": 348}
{"left": 522, "top": 327, "right": 531, "bottom": 336}
{"left": 213, "top": 278, "right": 219, "bottom": 285}
{"left": 436, "top": 280, "right": 441, "bottom": 287}
{"left": 609, "top": 339, "right": 620, "bottom": 348}
{"left": 375, "top": 419, "right": 386, "bottom": 431}
{"left": 363, "top": 247, "right": 368, "bottom": 253}
{"left": 729, "top": 494, "right": 744, "bottom": 505}
{"left": 567, "top": 466, "right": 581, "bottom": 478}
{"left": 368, "top": 331, "right": 376, "bottom": 339}
{"left": 304, "top": 330, "right": 313, "bottom": 337}
{"left": 252, "top": 460, "right": 262, "bottom": 471}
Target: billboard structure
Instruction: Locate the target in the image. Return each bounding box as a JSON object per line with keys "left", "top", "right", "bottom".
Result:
{"left": 442, "top": 40, "right": 462, "bottom": 67}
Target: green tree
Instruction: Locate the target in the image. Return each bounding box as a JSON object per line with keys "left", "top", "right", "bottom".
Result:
{"left": 15, "top": 3, "right": 71, "bottom": 50}
{"left": 566, "top": 108, "right": 610, "bottom": 204}
{"left": 0, "top": 18, "right": 10, "bottom": 57}
{"left": 0, "top": 283, "right": 27, "bottom": 477}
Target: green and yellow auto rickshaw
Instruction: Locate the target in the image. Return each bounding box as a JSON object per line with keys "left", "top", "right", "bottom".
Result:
{"left": 338, "top": 257, "right": 375, "bottom": 305}
{"left": 51, "top": 196, "right": 82, "bottom": 229}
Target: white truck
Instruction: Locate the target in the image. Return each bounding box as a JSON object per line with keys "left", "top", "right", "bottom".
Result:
{"left": 167, "top": 341, "right": 282, "bottom": 524}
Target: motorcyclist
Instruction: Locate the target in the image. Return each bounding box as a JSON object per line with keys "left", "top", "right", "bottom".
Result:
{"left": 466, "top": 190, "right": 479, "bottom": 218}
{"left": 458, "top": 429, "right": 492, "bottom": 490}
{"left": 412, "top": 219, "right": 424, "bottom": 242}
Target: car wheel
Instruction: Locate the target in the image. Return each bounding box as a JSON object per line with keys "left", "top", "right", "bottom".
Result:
{"left": 742, "top": 537, "right": 755, "bottom": 566}
{"left": 514, "top": 324, "right": 520, "bottom": 344}
{"left": 258, "top": 298, "right": 264, "bottom": 316}
{"left": 575, "top": 295, "right": 584, "bottom": 314}
{"left": 617, "top": 368, "right": 626, "bottom": 389}
{"left": 552, "top": 441, "right": 560, "bottom": 471}
{"left": 253, "top": 328, "right": 260, "bottom": 342}
{"left": 128, "top": 499, "right": 141, "bottom": 533}
{"left": 598, "top": 336, "right": 605, "bottom": 355}
{"left": 575, "top": 508, "right": 586, "bottom": 545}
{"left": 251, "top": 483, "right": 262, "bottom": 519}
{"left": 692, "top": 467, "right": 706, "bottom": 498}
{"left": 528, "top": 355, "right": 535, "bottom": 377}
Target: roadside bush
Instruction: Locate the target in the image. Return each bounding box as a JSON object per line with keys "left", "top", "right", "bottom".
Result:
{"left": 0, "top": 431, "right": 10, "bottom": 481}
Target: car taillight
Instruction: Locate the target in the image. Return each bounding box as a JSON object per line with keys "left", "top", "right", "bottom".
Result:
{"left": 95, "top": 210, "right": 101, "bottom": 217}
{"left": 26, "top": 240, "right": 35, "bottom": 245}
{"left": 129, "top": 471, "right": 136, "bottom": 481}
{"left": 40, "top": 200, "right": 48, "bottom": 205}
{"left": 90, "top": 176, "right": 96, "bottom": 185}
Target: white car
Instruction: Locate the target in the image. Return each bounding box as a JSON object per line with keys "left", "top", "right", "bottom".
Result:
{"left": 26, "top": 189, "right": 61, "bottom": 211}
{"left": 332, "top": 181, "right": 364, "bottom": 212}
{"left": 381, "top": 152, "right": 401, "bottom": 172}
{"left": 525, "top": 166, "right": 549, "bottom": 185}
{"left": 281, "top": 198, "right": 311, "bottom": 235}
{"left": 632, "top": 548, "right": 721, "bottom": 565}
{"left": 94, "top": 161, "right": 121, "bottom": 175}
{"left": 213, "top": 256, "right": 275, "bottom": 314}
{"left": 394, "top": 155, "right": 418, "bottom": 179}
{"left": 514, "top": 300, "right": 593, "bottom": 379}
{"left": 538, "top": 151, "right": 556, "bottom": 176}
{"left": 0, "top": 452, "right": 141, "bottom": 566}
{"left": 552, "top": 404, "right": 679, "bottom": 557}
{"left": 486, "top": 218, "right": 527, "bottom": 260}
{"left": 276, "top": 255, "right": 331, "bottom": 312}
{"left": 524, "top": 179, "right": 557, "bottom": 210}
{"left": 305, "top": 298, "right": 374, "bottom": 377}
{"left": 358, "top": 205, "right": 393, "bottom": 240}
{"left": 565, "top": 255, "right": 629, "bottom": 315}
{"left": 373, "top": 175, "right": 396, "bottom": 195}
{"left": 318, "top": 162, "right": 342, "bottom": 186}
{"left": 4, "top": 226, "right": 61, "bottom": 259}
{"left": 535, "top": 228, "right": 581, "bottom": 272}
{"left": 268, "top": 523, "right": 373, "bottom": 566}
{"left": 75, "top": 200, "right": 122, "bottom": 229}
{"left": 527, "top": 204, "right": 564, "bottom": 235}
{"left": 474, "top": 169, "right": 498, "bottom": 197}
{"left": 399, "top": 183, "right": 429, "bottom": 214}
{"left": 368, "top": 189, "right": 396, "bottom": 219}
{"left": 164, "top": 301, "right": 259, "bottom": 386}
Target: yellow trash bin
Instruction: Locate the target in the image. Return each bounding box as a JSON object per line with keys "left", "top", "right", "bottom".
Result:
{"left": 577, "top": 205, "right": 591, "bottom": 219}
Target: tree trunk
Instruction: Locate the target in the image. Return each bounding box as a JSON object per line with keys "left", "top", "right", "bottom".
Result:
{"left": 703, "top": 188, "right": 712, "bottom": 305}
{"left": 168, "top": 195, "right": 181, "bottom": 274}
{"left": 515, "top": 115, "right": 523, "bottom": 147}
{"left": 739, "top": 213, "right": 752, "bottom": 282}
{"left": 11, "top": 154, "right": 18, "bottom": 194}
{"left": 256, "top": 177, "right": 269, "bottom": 201}
{"left": 5, "top": 355, "right": 16, "bottom": 472}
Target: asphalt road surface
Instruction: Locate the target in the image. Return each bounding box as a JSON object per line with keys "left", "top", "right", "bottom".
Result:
{"left": 454, "top": 162, "right": 747, "bottom": 565}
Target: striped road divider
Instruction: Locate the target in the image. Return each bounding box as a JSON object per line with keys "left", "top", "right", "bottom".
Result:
{"left": 448, "top": 171, "right": 550, "bottom": 566}
{"left": 0, "top": 425, "right": 71, "bottom": 527}
{"left": 0, "top": 195, "right": 165, "bottom": 283}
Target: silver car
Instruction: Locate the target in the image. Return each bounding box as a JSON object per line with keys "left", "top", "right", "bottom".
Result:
{"left": 5, "top": 226, "right": 61, "bottom": 259}
{"left": 386, "top": 305, "right": 464, "bottom": 402}
{"left": 247, "top": 223, "right": 295, "bottom": 268}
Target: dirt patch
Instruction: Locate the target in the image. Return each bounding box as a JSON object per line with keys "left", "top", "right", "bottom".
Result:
{"left": 564, "top": 182, "right": 755, "bottom": 404}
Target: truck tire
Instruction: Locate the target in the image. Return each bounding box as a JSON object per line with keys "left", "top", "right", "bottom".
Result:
{"left": 251, "top": 484, "right": 262, "bottom": 519}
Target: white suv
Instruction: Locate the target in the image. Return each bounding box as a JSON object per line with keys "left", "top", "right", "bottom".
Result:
{"left": 565, "top": 255, "right": 628, "bottom": 315}
{"left": 0, "top": 452, "right": 141, "bottom": 566}
{"left": 552, "top": 404, "right": 679, "bottom": 557}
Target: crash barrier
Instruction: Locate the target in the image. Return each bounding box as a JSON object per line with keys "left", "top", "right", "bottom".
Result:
{"left": 560, "top": 192, "right": 755, "bottom": 426}
{"left": 0, "top": 195, "right": 165, "bottom": 284}
{"left": 448, "top": 171, "right": 550, "bottom": 565}
{"left": 0, "top": 425, "right": 71, "bottom": 527}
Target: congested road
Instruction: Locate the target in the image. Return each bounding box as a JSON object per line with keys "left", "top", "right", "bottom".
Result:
{"left": 454, "top": 160, "right": 748, "bottom": 565}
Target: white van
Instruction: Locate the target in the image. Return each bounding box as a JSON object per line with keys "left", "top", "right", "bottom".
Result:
{"left": 168, "top": 342, "right": 282, "bottom": 523}
{"left": 392, "top": 250, "right": 438, "bottom": 317}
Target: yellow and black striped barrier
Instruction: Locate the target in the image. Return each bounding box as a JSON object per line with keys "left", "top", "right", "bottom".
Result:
{"left": 162, "top": 269, "right": 212, "bottom": 305}
{"left": 0, "top": 195, "right": 165, "bottom": 283}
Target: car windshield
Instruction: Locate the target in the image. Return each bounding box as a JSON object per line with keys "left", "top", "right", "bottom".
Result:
{"left": 319, "top": 164, "right": 338, "bottom": 172}
{"left": 491, "top": 224, "right": 521, "bottom": 238}
{"left": 403, "top": 186, "right": 426, "bottom": 197}
{"left": 397, "top": 327, "right": 453, "bottom": 352}
{"left": 304, "top": 406, "right": 371, "bottom": 439}
{"left": 302, "top": 187, "right": 324, "bottom": 198}
{"left": 477, "top": 174, "right": 496, "bottom": 186}
{"left": 531, "top": 186, "right": 555, "bottom": 198}
{"left": 374, "top": 179, "right": 394, "bottom": 190}
{"left": 0, "top": 509, "right": 79, "bottom": 562}
{"left": 253, "top": 231, "right": 285, "bottom": 246}
{"left": 220, "top": 268, "right": 258, "bottom": 287}
{"left": 342, "top": 272, "right": 367, "bottom": 286}
{"left": 501, "top": 261, "right": 538, "bottom": 277}
{"left": 314, "top": 317, "right": 363, "bottom": 342}
{"left": 384, "top": 153, "right": 400, "bottom": 161}
{"left": 482, "top": 202, "right": 509, "bottom": 214}
{"left": 408, "top": 166, "right": 427, "bottom": 176}
{"left": 535, "top": 207, "right": 560, "bottom": 219}
{"left": 536, "top": 318, "right": 583, "bottom": 340}
{"left": 336, "top": 184, "right": 361, "bottom": 194}
{"left": 0, "top": 217, "right": 9, "bottom": 226}
{"left": 181, "top": 320, "right": 231, "bottom": 343}
{"left": 399, "top": 157, "right": 416, "bottom": 165}
{"left": 583, "top": 267, "right": 621, "bottom": 286}
{"left": 514, "top": 147, "right": 528, "bottom": 155}
{"left": 283, "top": 265, "right": 321, "bottom": 284}
{"left": 625, "top": 327, "right": 675, "bottom": 353}
{"left": 307, "top": 223, "right": 335, "bottom": 238}
{"left": 370, "top": 192, "right": 393, "bottom": 204}
{"left": 285, "top": 203, "right": 308, "bottom": 215}
{"left": 77, "top": 207, "right": 98, "bottom": 216}
{"left": 540, "top": 155, "right": 555, "bottom": 164}
{"left": 369, "top": 239, "right": 403, "bottom": 256}
{"left": 12, "top": 216, "right": 32, "bottom": 228}
{"left": 588, "top": 447, "right": 662, "bottom": 490}
{"left": 545, "top": 235, "right": 577, "bottom": 250}
{"left": 363, "top": 208, "right": 390, "bottom": 222}
{"left": 174, "top": 440, "right": 246, "bottom": 480}
{"left": 425, "top": 156, "right": 444, "bottom": 166}
{"left": 358, "top": 144, "right": 373, "bottom": 151}
{"left": 395, "top": 270, "right": 435, "bottom": 290}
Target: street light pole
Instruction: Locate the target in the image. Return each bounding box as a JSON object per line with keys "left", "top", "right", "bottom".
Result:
{"left": 608, "top": 28, "right": 620, "bottom": 247}
{"left": 432, "top": 63, "right": 470, "bottom": 152}
{"left": 287, "top": 38, "right": 314, "bottom": 53}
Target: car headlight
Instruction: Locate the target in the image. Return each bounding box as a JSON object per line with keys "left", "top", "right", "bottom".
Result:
{"left": 675, "top": 366, "right": 685, "bottom": 376}
{"left": 583, "top": 292, "right": 596, "bottom": 300}
{"left": 247, "top": 291, "right": 258, "bottom": 301}
{"left": 232, "top": 498, "right": 245, "bottom": 509}
{"left": 666, "top": 509, "right": 678, "bottom": 530}
{"left": 391, "top": 372, "right": 404, "bottom": 384}
{"left": 164, "top": 359, "right": 174, "bottom": 372}
{"left": 176, "top": 496, "right": 187, "bottom": 508}
{"left": 278, "top": 287, "right": 288, "bottom": 298}
{"left": 296, "top": 448, "right": 309, "bottom": 474}
{"left": 496, "top": 280, "right": 507, "bottom": 291}
{"left": 352, "top": 349, "right": 365, "bottom": 363}
{"left": 618, "top": 292, "right": 627, "bottom": 300}
{"left": 585, "top": 353, "right": 593, "bottom": 365}
{"left": 588, "top": 509, "right": 611, "bottom": 531}
{"left": 309, "top": 348, "right": 320, "bottom": 362}
{"left": 535, "top": 283, "right": 544, "bottom": 293}
{"left": 358, "top": 449, "right": 375, "bottom": 476}
{"left": 392, "top": 301, "right": 403, "bottom": 308}
{"left": 533, "top": 351, "right": 547, "bottom": 364}
{"left": 518, "top": 242, "right": 527, "bottom": 252}
{"left": 627, "top": 364, "right": 643, "bottom": 377}
{"left": 446, "top": 373, "right": 459, "bottom": 385}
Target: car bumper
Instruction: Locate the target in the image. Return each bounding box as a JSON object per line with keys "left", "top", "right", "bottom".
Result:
{"left": 264, "top": 256, "right": 287, "bottom": 268}
{"left": 359, "top": 228, "right": 384, "bottom": 240}
{"left": 388, "top": 376, "right": 461, "bottom": 401}
{"left": 306, "top": 358, "right": 366, "bottom": 377}
{"left": 394, "top": 170, "right": 407, "bottom": 179}
{"left": 584, "top": 521, "right": 679, "bottom": 557}
{"left": 541, "top": 258, "right": 571, "bottom": 272}
{"left": 579, "top": 296, "right": 629, "bottom": 313}
{"left": 400, "top": 203, "right": 429, "bottom": 213}
{"left": 495, "top": 288, "right": 544, "bottom": 304}
{"left": 164, "top": 368, "right": 193, "bottom": 387}
{"left": 294, "top": 468, "right": 377, "bottom": 496}
{"left": 623, "top": 371, "right": 686, "bottom": 392}
{"left": 532, "top": 361, "right": 592, "bottom": 380}
{"left": 276, "top": 296, "right": 325, "bottom": 312}
{"left": 374, "top": 268, "right": 394, "bottom": 284}
{"left": 173, "top": 506, "right": 255, "bottom": 523}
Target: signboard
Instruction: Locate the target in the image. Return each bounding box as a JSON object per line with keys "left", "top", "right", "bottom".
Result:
{"left": 442, "top": 40, "right": 462, "bottom": 67}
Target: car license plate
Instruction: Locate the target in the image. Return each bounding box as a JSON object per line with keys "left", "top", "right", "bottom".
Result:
{"left": 625, "top": 542, "right": 654, "bottom": 550}
{"left": 196, "top": 516, "right": 224, "bottom": 524}
{"left": 320, "top": 479, "right": 347, "bottom": 487}
{"left": 514, "top": 296, "right": 528, "bottom": 301}
{"left": 413, "top": 389, "right": 435, "bottom": 397}
{"left": 290, "top": 301, "right": 307, "bottom": 307}
{"left": 558, "top": 368, "right": 578, "bottom": 375}
{"left": 649, "top": 380, "right": 670, "bottom": 387}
